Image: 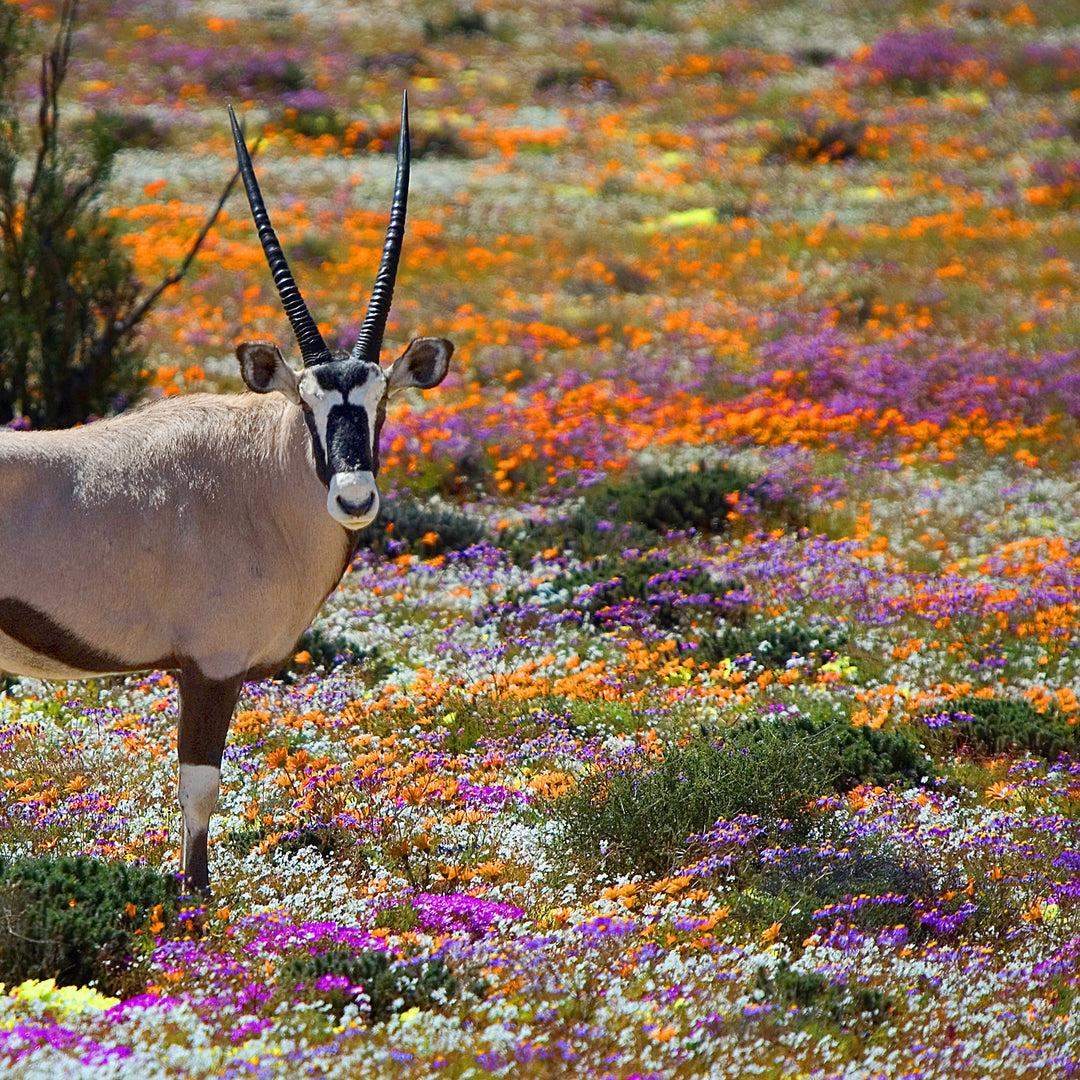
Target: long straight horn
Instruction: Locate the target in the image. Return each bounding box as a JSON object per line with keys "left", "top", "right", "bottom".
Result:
{"left": 228, "top": 106, "right": 332, "bottom": 365}
{"left": 350, "top": 91, "right": 410, "bottom": 364}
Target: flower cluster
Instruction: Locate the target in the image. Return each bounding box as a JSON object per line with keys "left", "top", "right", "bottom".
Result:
{"left": 1, "top": 0, "right": 1080, "bottom": 1076}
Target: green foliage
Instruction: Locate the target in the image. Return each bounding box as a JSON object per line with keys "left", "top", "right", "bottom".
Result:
{"left": 282, "top": 948, "right": 457, "bottom": 1024}
{"left": 764, "top": 119, "right": 869, "bottom": 164}
{"left": 0, "top": 1, "right": 222, "bottom": 428}
{"left": 502, "top": 463, "right": 801, "bottom": 564}
{"left": 375, "top": 900, "right": 421, "bottom": 934}
{"left": 521, "top": 552, "right": 741, "bottom": 634}
{"left": 278, "top": 625, "right": 390, "bottom": 680}
{"left": 919, "top": 695, "right": 1080, "bottom": 760}
{"left": 535, "top": 65, "right": 622, "bottom": 98}
{"left": 0, "top": 855, "right": 180, "bottom": 995}
{"left": 745, "top": 840, "right": 949, "bottom": 945}
{"left": 0, "top": 3, "right": 145, "bottom": 427}
{"left": 423, "top": 9, "right": 494, "bottom": 41}
{"left": 736, "top": 711, "right": 936, "bottom": 792}
{"left": 354, "top": 495, "right": 487, "bottom": 556}
{"left": 697, "top": 615, "right": 848, "bottom": 669}
{"left": 79, "top": 110, "right": 171, "bottom": 151}
{"left": 544, "top": 727, "right": 836, "bottom": 879}
{"left": 754, "top": 961, "right": 894, "bottom": 1034}
{"left": 278, "top": 105, "right": 347, "bottom": 140}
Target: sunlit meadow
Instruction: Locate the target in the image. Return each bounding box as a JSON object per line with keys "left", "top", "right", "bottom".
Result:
{"left": 2, "top": 0, "right": 1080, "bottom": 1075}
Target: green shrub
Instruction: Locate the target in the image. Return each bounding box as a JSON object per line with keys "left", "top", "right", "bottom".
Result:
{"left": 754, "top": 961, "right": 894, "bottom": 1034}
{"left": 277, "top": 626, "right": 390, "bottom": 680}
{"left": 0, "top": 855, "right": 181, "bottom": 995}
{"left": 423, "top": 9, "right": 494, "bottom": 41}
{"left": 697, "top": 615, "right": 848, "bottom": 670}
{"left": 80, "top": 110, "right": 171, "bottom": 151}
{"left": 502, "top": 463, "right": 801, "bottom": 564}
{"left": 535, "top": 64, "right": 622, "bottom": 98}
{"left": 746, "top": 841, "right": 949, "bottom": 945}
{"left": 0, "top": 1, "right": 227, "bottom": 428}
{"left": 582, "top": 464, "right": 800, "bottom": 539}
{"left": 374, "top": 900, "right": 421, "bottom": 934}
{"left": 736, "top": 712, "right": 936, "bottom": 792}
{"left": 282, "top": 948, "right": 457, "bottom": 1024}
{"left": 277, "top": 105, "right": 347, "bottom": 140}
{"left": 518, "top": 552, "right": 742, "bottom": 635}
{"left": 919, "top": 695, "right": 1080, "bottom": 760}
{"left": 353, "top": 495, "right": 487, "bottom": 556}
{"left": 544, "top": 727, "right": 836, "bottom": 879}
{"left": 764, "top": 118, "right": 869, "bottom": 165}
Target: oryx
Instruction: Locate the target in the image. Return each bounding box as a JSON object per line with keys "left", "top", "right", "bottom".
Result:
{"left": 0, "top": 93, "right": 452, "bottom": 894}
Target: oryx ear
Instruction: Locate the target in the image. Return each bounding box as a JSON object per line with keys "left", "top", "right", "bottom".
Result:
{"left": 386, "top": 337, "right": 453, "bottom": 396}
{"left": 236, "top": 341, "right": 301, "bottom": 403}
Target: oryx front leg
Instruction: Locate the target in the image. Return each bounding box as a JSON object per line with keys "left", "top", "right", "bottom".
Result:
{"left": 176, "top": 668, "right": 244, "bottom": 896}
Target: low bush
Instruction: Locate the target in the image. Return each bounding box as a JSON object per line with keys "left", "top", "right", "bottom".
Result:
{"left": 517, "top": 552, "right": 743, "bottom": 636}
{"left": 80, "top": 110, "right": 172, "bottom": 151}
{"left": 754, "top": 961, "right": 895, "bottom": 1035}
{"left": 535, "top": 64, "right": 622, "bottom": 99}
{"left": 0, "top": 2, "right": 226, "bottom": 427}
{"left": 0, "top": 855, "right": 180, "bottom": 995}
{"left": 277, "top": 104, "right": 347, "bottom": 140}
{"left": 764, "top": 119, "right": 868, "bottom": 164}
{"left": 278, "top": 626, "right": 390, "bottom": 680}
{"left": 919, "top": 695, "right": 1079, "bottom": 760}
{"left": 503, "top": 463, "right": 802, "bottom": 564}
{"left": 544, "top": 726, "right": 836, "bottom": 879}
{"left": 354, "top": 496, "right": 486, "bottom": 557}
{"left": 736, "top": 711, "right": 936, "bottom": 792}
{"left": 745, "top": 840, "right": 952, "bottom": 945}
{"left": 282, "top": 948, "right": 457, "bottom": 1024}
{"left": 423, "top": 9, "right": 494, "bottom": 41}
{"left": 697, "top": 615, "right": 847, "bottom": 669}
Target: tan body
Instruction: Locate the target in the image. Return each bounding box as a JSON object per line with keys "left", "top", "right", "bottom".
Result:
{"left": 0, "top": 94, "right": 452, "bottom": 896}
{"left": 0, "top": 392, "right": 350, "bottom": 683}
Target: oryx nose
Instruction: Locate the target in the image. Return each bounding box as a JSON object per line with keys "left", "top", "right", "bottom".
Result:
{"left": 336, "top": 491, "right": 376, "bottom": 518}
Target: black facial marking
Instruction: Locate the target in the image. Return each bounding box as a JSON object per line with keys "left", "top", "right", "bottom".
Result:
{"left": 300, "top": 358, "right": 385, "bottom": 483}
{"left": 372, "top": 398, "right": 388, "bottom": 475}
{"left": 325, "top": 404, "right": 374, "bottom": 475}
{"left": 0, "top": 597, "right": 136, "bottom": 673}
{"left": 303, "top": 409, "right": 333, "bottom": 486}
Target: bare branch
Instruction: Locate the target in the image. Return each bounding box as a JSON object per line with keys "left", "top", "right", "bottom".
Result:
{"left": 27, "top": 0, "right": 77, "bottom": 206}
{"left": 106, "top": 163, "right": 244, "bottom": 344}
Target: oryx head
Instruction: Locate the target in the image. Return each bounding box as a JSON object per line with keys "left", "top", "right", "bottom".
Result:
{"left": 229, "top": 95, "right": 452, "bottom": 530}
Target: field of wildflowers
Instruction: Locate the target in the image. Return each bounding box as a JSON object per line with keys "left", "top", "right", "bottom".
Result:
{"left": 2, "top": 0, "right": 1080, "bottom": 1075}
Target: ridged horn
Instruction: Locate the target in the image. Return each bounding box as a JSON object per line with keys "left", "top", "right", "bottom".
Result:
{"left": 228, "top": 105, "right": 332, "bottom": 365}
{"left": 349, "top": 91, "right": 410, "bottom": 364}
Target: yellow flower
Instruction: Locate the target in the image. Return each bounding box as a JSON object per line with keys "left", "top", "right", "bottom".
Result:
{"left": 5, "top": 978, "right": 118, "bottom": 1016}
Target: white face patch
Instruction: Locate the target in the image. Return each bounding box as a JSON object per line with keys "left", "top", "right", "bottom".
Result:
{"left": 298, "top": 372, "right": 344, "bottom": 455}
{"left": 347, "top": 373, "right": 387, "bottom": 414}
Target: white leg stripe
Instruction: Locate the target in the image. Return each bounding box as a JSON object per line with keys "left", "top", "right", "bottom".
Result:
{"left": 178, "top": 764, "right": 220, "bottom": 834}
